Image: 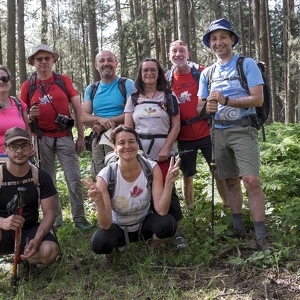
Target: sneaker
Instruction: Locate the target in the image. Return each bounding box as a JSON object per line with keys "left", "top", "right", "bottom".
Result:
{"left": 173, "top": 233, "right": 187, "bottom": 250}
{"left": 74, "top": 217, "right": 93, "bottom": 230}
{"left": 232, "top": 228, "right": 245, "bottom": 240}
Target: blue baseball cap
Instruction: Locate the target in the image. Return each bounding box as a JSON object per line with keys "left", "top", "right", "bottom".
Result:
{"left": 202, "top": 18, "right": 239, "bottom": 48}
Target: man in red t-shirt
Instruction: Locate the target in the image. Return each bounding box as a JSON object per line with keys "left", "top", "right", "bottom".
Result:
{"left": 20, "top": 44, "right": 92, "bottom": 230}
{"left": 168, "top": 40, "right": 228, "bottom": 209}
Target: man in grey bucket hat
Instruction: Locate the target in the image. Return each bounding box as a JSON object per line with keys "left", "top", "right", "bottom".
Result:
{"left": 27, "top": 44, "right": 59, "bottom": 66}
{"left": 197, "top": 18, "right": 269, "bottom": 251}
{"left": 20, "top": 45, "right": 93, "bottom": 231}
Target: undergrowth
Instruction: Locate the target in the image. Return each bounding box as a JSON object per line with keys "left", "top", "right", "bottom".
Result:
{"left": 1, "top": 123, "right": 300, "bottom": 299}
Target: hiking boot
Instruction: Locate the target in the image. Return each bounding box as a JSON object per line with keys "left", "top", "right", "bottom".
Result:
{"left": 173, "top": 232, "right": 187, "bottom": 250}
{"left": 232, "top": 228, "right": 245, "bottom": 240}
{"left": 74, "top": 217, "right": 93, "bottom": 230}
{"left": 256, "top": 238, "right": 270, "bottom": 251}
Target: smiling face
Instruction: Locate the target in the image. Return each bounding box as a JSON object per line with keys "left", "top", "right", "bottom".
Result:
{"left": 168, "top": 41, "right": 190, "bottom": 69}
{"left": 0, "top": 69, "right": 11, "bottom": 95}
{"left": 95, "top": 51, "right": 118, "bottom": 82}
{"left": 141, "top": 61, "right": 159, "bottom": 87}
{"left": 209, "top": 29, "right": 235, "bottom": 59}
{"left": 114, "top": 131, "right": 138, "bottom": 161}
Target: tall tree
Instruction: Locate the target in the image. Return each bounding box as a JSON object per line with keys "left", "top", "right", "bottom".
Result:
{"left": 176, "top": 0, "right": 189, "bottom": 44}
{"left": 41, "top": 0, "right": 47, "bottom": 44}
{"left": 17, "top": 0, "right": 27, "bottom": 88}
{"left": 7, "top": 0, "right": 16, "bottom": 95}
{"left": 87, "top": 0, "right": 99, "bottom": 82}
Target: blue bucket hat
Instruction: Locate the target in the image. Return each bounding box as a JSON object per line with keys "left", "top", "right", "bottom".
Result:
{"left": 202, "top": 18, "right": 239, "bottom": 48}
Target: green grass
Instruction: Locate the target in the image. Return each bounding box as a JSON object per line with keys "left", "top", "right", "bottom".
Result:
{"left": 1, "top": 123, "right": 300, "bottom": 299}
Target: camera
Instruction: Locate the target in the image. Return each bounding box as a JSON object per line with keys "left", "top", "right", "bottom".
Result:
{"left": 55, "top": 114, "right": 75, "bottom": 129}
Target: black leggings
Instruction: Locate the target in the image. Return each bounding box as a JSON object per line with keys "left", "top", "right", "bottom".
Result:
{"left": 91, "top": 213, "right": 177, "bottom": 254}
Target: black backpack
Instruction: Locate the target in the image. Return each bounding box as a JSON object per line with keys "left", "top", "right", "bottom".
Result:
{"left": 206, "top": 56, "right": 271, "bottom": 141}
{"left": 28, "top": 71, "right": 70, "bottom": 102}
{"left": 104, "top": 152, "right": 153, "bottom": 199}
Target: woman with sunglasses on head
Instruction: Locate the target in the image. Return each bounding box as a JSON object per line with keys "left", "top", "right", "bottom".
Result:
{"left": 0, "top": 65, "right": 31, "bottom": 163}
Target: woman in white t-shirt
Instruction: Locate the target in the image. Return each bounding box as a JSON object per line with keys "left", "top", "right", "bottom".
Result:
{"left": 82, "top": 125, "right": 180, "bottom": 257}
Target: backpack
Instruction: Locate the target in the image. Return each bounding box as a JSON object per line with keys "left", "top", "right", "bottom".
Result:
{"left": 28, "top": 71, "right": 70, "bottom": 103}
{"left": 104, "top": 152, "right": 153, "bottom": 199}
{"left": 166, "top": 61, "right": 205, "bottom": 85}
{"left": 90, "top": 77, "right": 127, "bottom": 109}
{"left": 130, "top": 90, "right": 179, "bottom": 116}
{"left": 206, "top": 56, "right": 271, "bottom": 141}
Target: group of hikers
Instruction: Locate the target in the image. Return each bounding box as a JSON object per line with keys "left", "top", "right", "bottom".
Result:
{"left": 0, "top": 18, "right": 268, "bottom": 274}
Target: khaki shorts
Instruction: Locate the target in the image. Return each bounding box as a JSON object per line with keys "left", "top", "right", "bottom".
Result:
{"left": 213, "top": 125, "right": 260, "bottom": 180}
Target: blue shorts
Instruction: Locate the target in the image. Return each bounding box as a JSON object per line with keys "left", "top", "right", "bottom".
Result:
{"left": 0, "top": 223, "right": 58, "bottom": 255}
{"left": 177, "top": 135, "right": 212, "bottom": 177}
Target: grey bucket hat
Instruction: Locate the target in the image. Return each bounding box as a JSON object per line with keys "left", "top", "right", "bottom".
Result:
{"left": 28, "top": 44, "right": 59, "bottom": 65}
{"left": 202, "top": 18, "right": 239, "bottom": 48}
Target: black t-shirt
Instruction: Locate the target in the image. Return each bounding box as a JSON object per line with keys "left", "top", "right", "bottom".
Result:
{"left": 0, "top": 164, "right": 57, "bottom": 227}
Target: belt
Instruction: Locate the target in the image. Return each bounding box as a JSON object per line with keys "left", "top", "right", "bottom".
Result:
{"left": 213, "top": 115, "right": 256, "bottom": 127}
{"left": 181, "top": 115, "right": 203, "bottom": 126}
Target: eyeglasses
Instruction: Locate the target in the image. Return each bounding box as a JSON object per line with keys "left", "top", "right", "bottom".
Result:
{"left": 6, "top": 143, "right": 31, "bottom": 151}
{"left": 0, "top": 76, "right": 10, "bottom": 83}
{"left": 142, "top": 68, "right": 158, "bottom": 74}
{"left": 34, "top": 56, "right": 53, "bottom": 63}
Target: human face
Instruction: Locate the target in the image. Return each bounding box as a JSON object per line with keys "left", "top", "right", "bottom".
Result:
{"left": 32, "top": 51, "right": 54, "bottom": 73}
{"left": 141, "top": 61, "right": 159, "bottom": 86}
{"left": 0, "top": 70, "right": 11, "bottom": 94}
{"left": 95, "top": 51, "right": 118, "bottom": 80}
{"left": 209, "top": 30, "right": 235, "bottom": 60}
{"left": 114, "top": 131, "right": 138, "bottom": 160}
{"left": 4, "top": 139, "right": 32, "bottom": 165}
{"left": 168, "top": 42, "right": 190, "bottom": 69}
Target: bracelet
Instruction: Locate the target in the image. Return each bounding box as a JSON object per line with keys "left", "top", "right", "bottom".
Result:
{"left": 224, "top": 96, "right": 229, "bottom": 106}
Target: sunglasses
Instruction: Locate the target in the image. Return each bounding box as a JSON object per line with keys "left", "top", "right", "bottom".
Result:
{"left": 0, "top": 76, "right": 10, "bottom": 83}
{"left": 34, "top": 56, "right": 53, "bottom": 63}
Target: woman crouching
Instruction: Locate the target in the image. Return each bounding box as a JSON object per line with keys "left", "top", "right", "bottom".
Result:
{"left": 82, "top": 125, "right": 180, "bottom": 258}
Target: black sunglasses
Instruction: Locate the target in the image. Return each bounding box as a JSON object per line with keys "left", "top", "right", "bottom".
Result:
{"left": 0, "top": 76, "right": 10, "bottom": 83}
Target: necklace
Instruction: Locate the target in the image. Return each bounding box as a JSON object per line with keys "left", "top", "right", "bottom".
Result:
{"left": 144, "top": 90, "right": 157, "bottom": 99}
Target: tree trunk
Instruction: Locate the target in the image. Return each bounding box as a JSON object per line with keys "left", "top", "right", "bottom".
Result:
{"left": 87, "top": 0, "right": 99, "bottom": 82}
{"left": 41, "top": 0, "right": 47, "bottom": 44}
{"left": 176, "top": 0, "right": 189, "bottom": 44}
{"left": 7, "top": 0, "right": 16, "bottom": 96}
{"left": 17, "top": 0, "right": 27, "bottom": 89}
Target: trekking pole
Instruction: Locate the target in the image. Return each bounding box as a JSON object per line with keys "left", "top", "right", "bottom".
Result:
{"left": 210, "top": 114, "right": 216, "bottom": 242}
{"left": 11, "top": 187, "right": 26, "bottom": 296}
{"left": 32, "top": 110, "right": 62, "bottom": 258}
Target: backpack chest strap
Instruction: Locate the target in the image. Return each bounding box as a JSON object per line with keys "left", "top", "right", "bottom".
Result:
{"left": 137, "top": 133, "right": 168, "bottom": 155}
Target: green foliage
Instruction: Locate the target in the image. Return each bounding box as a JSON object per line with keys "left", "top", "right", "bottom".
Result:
{"left": 2, "top": 123, "right": 300, "bottom": 298}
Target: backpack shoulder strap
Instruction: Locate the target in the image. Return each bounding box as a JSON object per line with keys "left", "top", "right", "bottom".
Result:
{"left": 30, "top": 163, "right": 40, "bottom": 202}
{"left": 187, "top": 61, "right": 201, "bottom": 84}
{"left": 107, "top": 162, "right": 118, "bottom": 199}
{"left": 90, "top": 81, "right": 100, "bottom": 103}
{"left": 236, "top": 56, "right": 249, "bottom": 93}
{"left": 137, "top": 156, "right": 153, "bottom": 188}
{"left": 0, "top": 164, "right": 3, "bottom": 186}
{"left": 28, "top": 71, "right": 38, "bottom": 103}
{"left": 11, "top": 96, "right": 23, "bottom": 116}
{"left": 118, "top": 77, "right": 127, "bottom": 101}
{"left": 52, "top": 72, "right": 70, "bottom": 100}
{"left": 166, "top": 68, "right": 174, "bottom": 85}
{"left": 206, "top": 64, "right": 217, "bottom": 94}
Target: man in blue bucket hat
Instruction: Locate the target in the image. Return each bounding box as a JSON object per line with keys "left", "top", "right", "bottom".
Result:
{"left": 197, "top": 18, "right": 268, "bottom": 251}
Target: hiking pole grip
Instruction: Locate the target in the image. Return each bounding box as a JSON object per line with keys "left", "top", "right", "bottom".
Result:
{"left": 11, "top": 187, "right": 26, "bottom": 295}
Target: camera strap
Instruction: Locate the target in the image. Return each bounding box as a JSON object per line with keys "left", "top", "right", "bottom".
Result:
{"left": 38, "top": 81, "right": 60, "bottom": 115}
